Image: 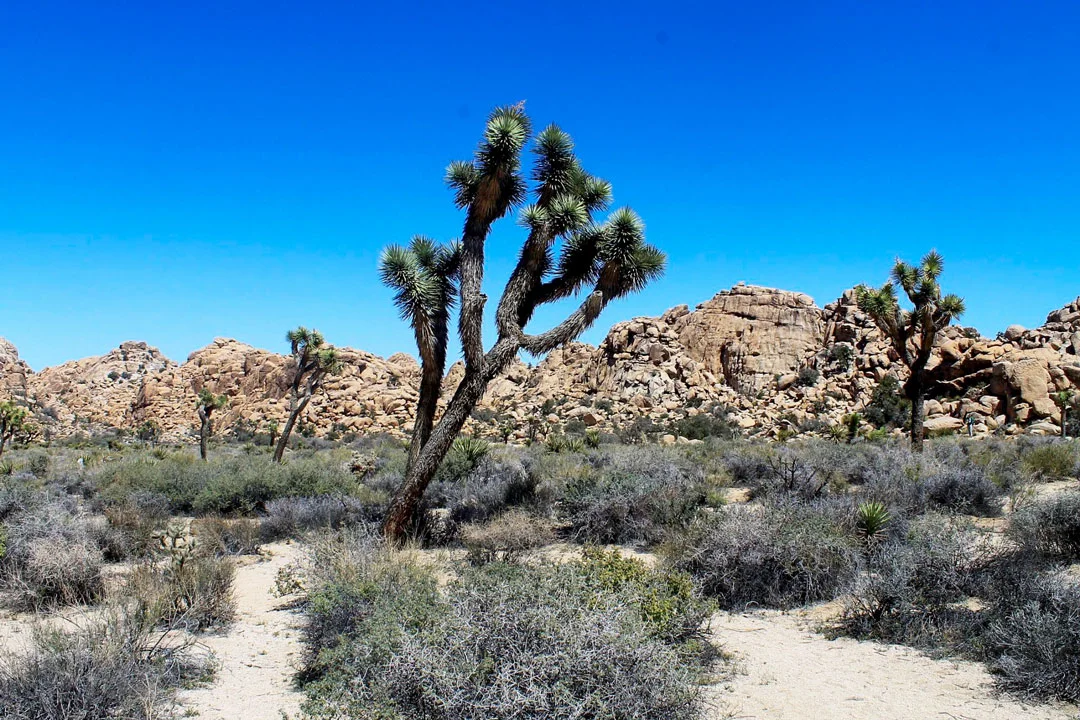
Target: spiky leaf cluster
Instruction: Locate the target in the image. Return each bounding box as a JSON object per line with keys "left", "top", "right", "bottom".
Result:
{"left": 379, "top": 236, "right": 461, "bottom": 361}
{"left": 196, "top": 388, "right": 228, "bottom": 412}
{"left": 855, "top": 250, "right": 965, "bottom": 367}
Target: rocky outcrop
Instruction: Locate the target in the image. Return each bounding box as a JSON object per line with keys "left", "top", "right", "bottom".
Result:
{"left": 3, "top": 288, "right": 1080, "bottom": 443}
{"left": 676, "top": 284, "right": 823, "bottom": 393}
{"left": 0, "top": 338, "right": 31, "bottom": 403}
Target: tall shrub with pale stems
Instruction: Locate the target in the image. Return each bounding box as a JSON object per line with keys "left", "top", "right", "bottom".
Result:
{"left": 856, "top": 251, "right": 965, "bottom": 450}
{"left": 379, "top": 104, "right": 665, "bottom": 541}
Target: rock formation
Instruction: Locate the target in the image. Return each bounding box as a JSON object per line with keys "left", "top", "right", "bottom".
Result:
{"left": 3, "top": 286, "right": 1079, "bottom": 443}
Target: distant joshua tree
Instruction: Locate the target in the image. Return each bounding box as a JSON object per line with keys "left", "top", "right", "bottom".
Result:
{"left": 0, "top": 400, "right": 29, "bottom": 460}
{"left": 379, "top": 104, "right": 665, "bottom": 541}
{"left": 856, "top": 251, "right": 965, "bottom": 451}
{"left": 273, "top": 327, "right": 343, "bottom": 463}
{"left": 195, "top": 388, "right": 228, "bottom": 461}
{"left": 1053, "top": 389, "right": 1075, "bottom": 439}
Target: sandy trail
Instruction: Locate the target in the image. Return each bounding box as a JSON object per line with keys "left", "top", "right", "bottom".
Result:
{"left": 178, "top": 541, "right": 305, "bottom": 720}
{"left": 709, "top": 607, "right": 1078, "bottom": 720}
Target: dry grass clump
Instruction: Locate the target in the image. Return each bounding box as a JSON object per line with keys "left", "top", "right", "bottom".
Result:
{"left": 0, "top": 498, "right": 104, "bottom": 609}
{"left": 126, "top": 522, "right": 236, "bottom": 632}
{"left": 1008, "top": 489, "right": 1080, "bottom": 561}
{"left": 461, "top": 510, "right": 556, "bottom": 564}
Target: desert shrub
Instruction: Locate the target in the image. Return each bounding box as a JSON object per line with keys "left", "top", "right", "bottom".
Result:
{"left": 673, "top": 405, "right": 737, "bottom": 441}
{"left": 192, "top": 516, "right": 261, "bottom": 556}
{"left": 839, "top": 515, "right": 981, "bottom": 647}
{"left": 864, "top": 375, "right": 911, "bottom": 429}
{"left": 0, "top": 501, "right": 103, "bottom": 609}
{"left": 23, "top": 450, "right": 49, "bottom": 478}
{"left": 128, "top": 554, "right": 235, "bottom": 632}
{"left": 576, "top": 547, "right": 712, "bottom": 644}
{"left": 721, "top": 444, "right": 775, "bottom": 485}
{"left": 93, "top": 452, "right": 365, "bottom": 515}
{"left": 673, "top": 500, "right": 860, "bottom": 609}
{"left": 561, "top": 447, "right": 706, "bottom": 545}
{"left": 922, "top": 461, "right": 1003, "bottom": 515}
{"left": 428, "top": 454, "right": 537, "bottom": 525}
{"left": 987, "top": 571, "right": 1080, "bottom": 702}
{"left": 0, "top": 606, "right": 209, "bottom": 720}
{"left": 796, "top": 366, "right": 819, "bottom": 387}
{"left": 1021, "top": 440, "right": 1079, "bottom": 481}
{"left": 1008, "top": 490, "right": 1080, "bottom": 560}
{"left": 300, "top": 545, "right": 711, "bottom": 720}
{"left": 461, "top": 510, "right": 556, "bottom": 564}
{"left": 261, "top": 495, "right": 371, "bottom": 541}
{"left": 99, "top": 490, "right": 172, "bottom": 559}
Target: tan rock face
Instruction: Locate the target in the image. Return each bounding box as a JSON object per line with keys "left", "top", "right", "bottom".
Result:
{"left": 675, "top": 284, "right": 823, "bottom": 393}
{"left": 3, "top": 290, "right": 1080, "bottom": 443}
{"left": 0, "top": 338, "right": 31, "bottom": 402}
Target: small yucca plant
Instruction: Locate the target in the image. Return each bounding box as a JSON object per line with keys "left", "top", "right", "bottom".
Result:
{"left": 451, "top": 436, "right": 489, "bottom": 467}
{"left": 544, "top": 433, "right": 567, "bottom": 453}
{"left": 856, "top": 501, "right": 891, "bottom": 546}
{"left": 584, "top": 429, "right": 601, "bottom": 449}
{"left": 564, "top": 436, "right": 587, "bottom": 453}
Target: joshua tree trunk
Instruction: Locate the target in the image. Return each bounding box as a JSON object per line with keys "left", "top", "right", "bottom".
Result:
{"left": 906, "top": 376, "right": 925, "bottom": 452}
{"left": 273, "top": 393, "right": 312, "bottom": 463}
{"left": 384, "top": 341, "right": 518, "bottom": 539}
{"left": 1063, "top": 407, "right": 1069, "bottom": 439}
{"left": 407, "top": 368, "right": 443, "bottom": 472}
{"left": 198, "top": 408, "right": 211, "bottom": 461}
{"left": 0, "top": 435, "right": 7, "bottom": 461}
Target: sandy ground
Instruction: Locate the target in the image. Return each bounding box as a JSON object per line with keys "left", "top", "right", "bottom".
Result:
{"left": 709, "top": 606, "right": 1079, "bottom": 720}
{"left": 177, "top": 541, "right": 306, "bottom": 720}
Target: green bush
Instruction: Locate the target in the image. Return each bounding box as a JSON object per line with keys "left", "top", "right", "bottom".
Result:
{"left": 673, "top": 500, "right": 860, "bottom": 609}
{"left": 864, "top": 375, "right": 911, "bottom": 430}
{"left": 300, "top": 542, "right": 713, "bottom": 720}
{"left": 1021, "top": 441, "right": 1078, "bottom": 481}
{"left": 92, "top": 452, "right": 364, "bottom": 515}
{"left": 839, "top": 515, "right": 979, "bottom": 647}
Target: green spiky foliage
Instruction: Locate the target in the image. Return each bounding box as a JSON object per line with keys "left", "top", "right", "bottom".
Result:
{"left": 1053, "top": 389, "right": 1075, "bottom": 439}
{"left": 273, "top": 327, "right": 346, "bottom": 463}
{"left": 195, "top": 388, "right": 228, "bottom": 461}
{"left": 855, "top": 501, "right": 891, "bottom": 547}
{"left": 855, "top": 251, "right": 966, "bottom": 450}
{"left": 380, "top": 105, "right": 665, "bottom": 541}
{"left": 0, "top": 400, "right": 29, "bottom": 461}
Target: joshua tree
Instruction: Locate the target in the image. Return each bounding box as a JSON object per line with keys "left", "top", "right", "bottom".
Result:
{"left": 1053, "top": 389, "right": 1075, "bottom": 438}
{"left": 195, "top": 388, "right": 228, "bottom": 461}
{"left": 273, "top": 327, "right": 343, "bottom": 463}
{"left": 0, "top": 400, "right": 28, "bottom": 460}
{"left": 379, "top": 104, "right": 665, "bottom": 541}
{"left": 856, "top": 251, "right": 965, "bottom": 451}
{"left": 267, "top": 419, "right": 280, "bottom": 448}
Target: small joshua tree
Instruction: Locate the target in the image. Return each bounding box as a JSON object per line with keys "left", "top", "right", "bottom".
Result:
{"left": 1053, "top": 389, "right": 1075, "bottom": 439}
{"left": 379, "top": 104, "right": 665, "bottom": 541}
{"left": 856, "top": 251, "right": 965, "bottom": 451}
{"left": 195, "top": 388, "right": 228, "bottom": 461}
{"left": 273, "top": 327, "right": 344, "bottom": 463}
{"left": 0, "top": 400, "right": 28, "bottom": 460}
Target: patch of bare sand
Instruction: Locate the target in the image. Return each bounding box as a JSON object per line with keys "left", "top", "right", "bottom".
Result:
{"left": 708, "top": 606, "right": 1078, "bottom": 720}
{"left": 178, "top": 541, "right": 305, "bottom": 720}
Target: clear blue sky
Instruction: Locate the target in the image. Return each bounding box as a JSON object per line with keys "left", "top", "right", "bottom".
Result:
{"left": 2, "top": 1, "right": 1078, "bottom": 370}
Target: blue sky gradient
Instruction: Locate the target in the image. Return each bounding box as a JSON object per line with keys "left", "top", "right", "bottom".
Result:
{"left": 2, "top": 1, "right": 1078, "bottom": 369}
